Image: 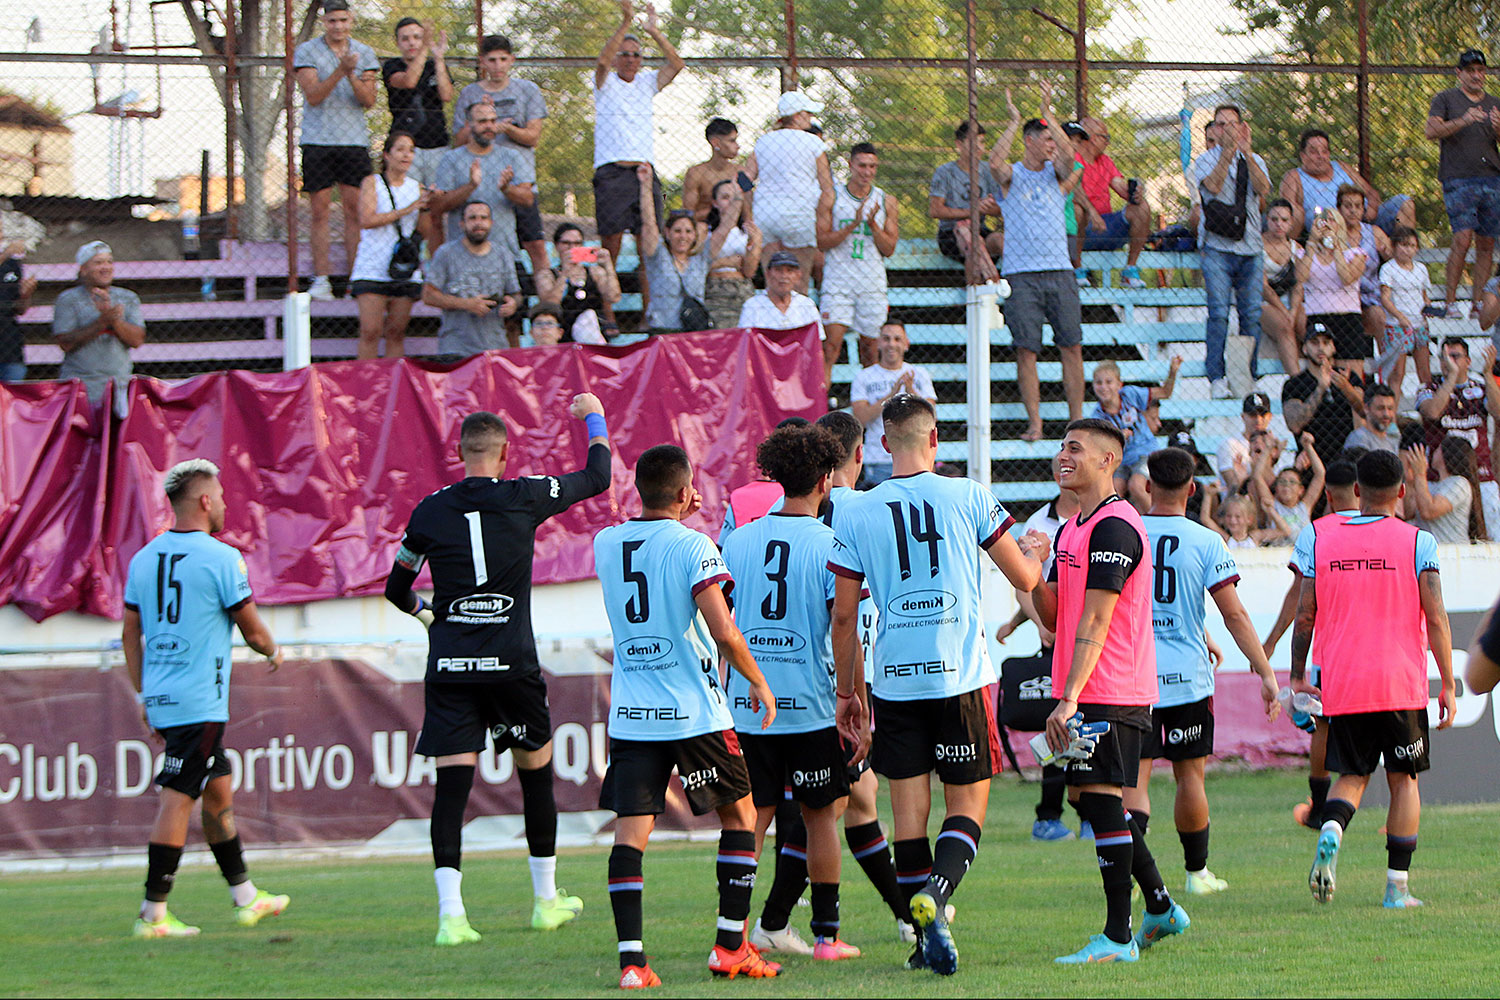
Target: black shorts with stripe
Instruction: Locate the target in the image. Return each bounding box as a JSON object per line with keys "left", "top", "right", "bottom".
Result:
{"left": 738, "top": 727, "right": 851, "bottom": 810}
{"left": 599, "top": 729, "right": 752, "bottom": 817}
{"left": 869, "top": 685, "right": 1002, "bottom": 784}
{"left": 155, "top": 722, "right": 233, "bottom": 798}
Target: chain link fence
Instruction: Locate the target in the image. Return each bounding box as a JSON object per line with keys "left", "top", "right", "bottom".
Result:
{"left": 0, "top": 0, "right": 1490, "bottom": 525}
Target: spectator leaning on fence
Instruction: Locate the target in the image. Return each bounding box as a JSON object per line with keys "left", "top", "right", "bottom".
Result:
{"left": 294, "top": 0, "right": 379, "bottom": 302}
{"left": 743, "top": 91, "right": 834, "bottom": 294}
{"left": 536, "top": 224, "right": 621, "bottom": 343}
{"left": 1074, "top": 116, "right": 1150, "bottom": 288}
{"left": 1416, "top": 336, "right": 1500, "bottom": 532}
{"left": 422, "top": 201, "right": 520, "bottom": 359}
{"left": 637, "top": 166, "right": 733, "bottom": 335}
{"left": 849, "top": 321, "right": 937, "bottom": 487}
{"left": 817, "top": 142, "right": 898, "bottom": 380}
{"left": 1193, "top": 103, "right": 1271, "bottom": 401}
{"left": 349, "top": 132, "right": 428, "bottom": 361}
{"left": 53, "top": 241, "right": 145, "bottom": 413}
{"left": 1426, "top": 48, "right": 1500, "bottom": 318}
{"left": 684, "top": 118, "right": 750, "bottom": 224}
{"left": 0, "top": 228, "right": 36, "bottom": 383}
{"left": 930, "top": 120, "right": 1004, "bottom": 264}
{"left": 593, "top": 0, "right": 683, "bottom": 322}
{"left": 1277, "top": 128, "right": 1382, "bottom": 239}
{"left": 990, "top": 82, "right": 1086, "bottom": 441}
{"left": 737, "top": 250, "right": 823, "bottom": 342}
{"left": 383, "top": 18, "right": 451, "bottom": 253}
{"left": 452, "top": 34, "right": 550, "bottom": 280}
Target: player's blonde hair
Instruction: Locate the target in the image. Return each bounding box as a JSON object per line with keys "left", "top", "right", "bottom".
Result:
{"left": 163, "top": 458, "right": 221, "bottom": 504}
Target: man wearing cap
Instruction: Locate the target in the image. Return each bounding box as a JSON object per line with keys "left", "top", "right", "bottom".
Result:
{"left": 1073, "top": 117, "right": 1151, "bottom": 289}
{"left": 737, "top": 250, "right": 823, "bottom": 338}
{"left": 1216, "top": 392, "right": 1292, "bottom": 494}
{"left": 53, "top": 241, "right": 145, "bottom": 412}
{"left": 1426, "top": 49, "right": 1500, "bottom": 317}
{"left": 592, "top": 0, "right": 684, "bottom": 319}
{"left": 1283, "top": 324, "right": 1366, "bottom": 466}
{"left": 743, "top": 92, "right": 834, "bottom": 293}
{"left": 293, "top": 0, "right": 380, "bottom": 301}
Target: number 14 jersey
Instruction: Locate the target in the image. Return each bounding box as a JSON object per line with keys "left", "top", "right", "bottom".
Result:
{"left": 595, "top": 517, "right": 734, "bottom": 740}
{"left": 828, "top": 471, "right": 1014, "bottom": 701}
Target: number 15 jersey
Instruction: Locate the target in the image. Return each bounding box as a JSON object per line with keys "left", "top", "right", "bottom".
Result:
{"left": 828, "top": 471, "right": 1014, "bottom": 701}
{"left": 595, "top": 517, "right": 735, "bottom": 740}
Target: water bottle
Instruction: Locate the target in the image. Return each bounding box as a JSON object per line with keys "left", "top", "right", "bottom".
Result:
{"left": 181, "top": 211, "right": 200, "bottom": 258}
{"left": 1277, "top": 686, "right": 1320, "bottom": 733}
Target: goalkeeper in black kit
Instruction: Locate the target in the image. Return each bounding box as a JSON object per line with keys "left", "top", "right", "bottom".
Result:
{"left": 385, "top": 392, "right": 612, "bottom": 945}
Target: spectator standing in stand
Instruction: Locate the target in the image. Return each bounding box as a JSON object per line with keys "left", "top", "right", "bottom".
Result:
{"left": 702, "top": 180, "right": 763, "bottom": 329}
{"left": 0, "top": 228, "right": 36, "bottom": 382}
{"left": 593, "top": 0, "right": 684, "bottom": 323}
{"left": 422, "top": 201, "right": 520, "bottom": 359}
{"left": 452, "top": 34, "right": 550, "bottom": 280}
{"left": 53, "top": 241, "right": 145, "bottom": 415}
{"left": 383, "top": 18, "right": 451, "bottom": 252}
{"left": 350, "top": 132, "right": 428, "bottom": 360}
{"left": 744, "top": 92, "right": 833, "bottom": 293}
{"left": 294, "top": 0, "right": 379, "bottom": 301}
{"left": 637, "top": 166, "right": 734, "bottom": 335}
{"left": 1426, "top": 49, "right": 1500, "bottom": 317}
{"left": 817, "top": 142, "right": 898, "bottom": 377}
{"left": 684, "top": 118, "right": 751, "bottom": 223}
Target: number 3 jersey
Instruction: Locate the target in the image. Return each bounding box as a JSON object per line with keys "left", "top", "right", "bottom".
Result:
{"left": 396, "top": 443, "right": 611, "bottom": 683}
{"left": 720, "top": 512, "right": 838, "bottom": 734}
{"left": 828, "top": 471, "right": 1013, "bottom": 701}
{"left": 123, "top": 530, "right": 254, "bottom": 728}
{"left": 594, "top": 518, "right": 735, "bottom": 740}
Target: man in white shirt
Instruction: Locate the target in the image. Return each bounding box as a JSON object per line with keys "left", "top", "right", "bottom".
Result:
{"left": 817, "top": 142, "right": 899, "bottom": 380}
{"left": 737, "top": 251, "right": 823, "bottom": 348}
{"left": 849, "top": 321, "right": 937, "bottom": 486}
{"left": 744, "top": 92, "right": 834, "bottom": 293}
{"left": 592, "top": 0, "right": 683, "bottom": 314}
{"left": 1216, "top": 391, "right": 1292, "bottom": 492}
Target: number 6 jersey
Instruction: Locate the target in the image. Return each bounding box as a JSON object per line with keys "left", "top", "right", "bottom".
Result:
{"left": 828, "top": 471, "right": 1014, "bottom": 701}
{"left": 594, "top": 517, "right": 735, "bottom": 740}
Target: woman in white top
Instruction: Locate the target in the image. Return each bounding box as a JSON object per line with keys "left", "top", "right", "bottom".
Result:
{"left": 1404, "top": 436, "right": 1487, "bottom": 544}
{"left": 1261, "top": 199, "right": 1310, "bottom": 376}
{"left": 350, "top": 132, "right": 428, "bottom": 359}
{"left": 702, "top": 179, "right": 763, "bottom": 329}
{"left": 1302, "top": 208, "right": 1368, "bottom": 376}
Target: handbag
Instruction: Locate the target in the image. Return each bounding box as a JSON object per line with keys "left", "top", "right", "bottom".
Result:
{"left": 998, "top": 647, "right": 1057, "bottom": 733}
{"left": 1202, "top": 156, "right": 1249, "bottom": 241}
{"left": 382, "top": 175, "right": 422, "bottom": 281}
{"left": 677, "top": 267, "right": 712, "bottom": 331}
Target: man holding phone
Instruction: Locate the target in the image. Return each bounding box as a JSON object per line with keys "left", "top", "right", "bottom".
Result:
{"left": 423, "top": 201, "right": 520, "bottom": 357}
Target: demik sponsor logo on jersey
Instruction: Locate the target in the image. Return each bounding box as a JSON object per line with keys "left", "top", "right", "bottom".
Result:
{"left": 448, "top": 593, "right": 515, "bottom": 624}
{"left": 622, "top": 635, "right": 674, "bottom": 661}
{"left": 886, "top": 589, "right": 958, "bottom": 619}
{"left": 147, "top": 634, "right": 191, "bottom": 657}
{"left": 744, "top": 628, "right": 807, "bottom": 653}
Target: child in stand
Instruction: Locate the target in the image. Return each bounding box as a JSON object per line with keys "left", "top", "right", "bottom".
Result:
{"left": 1089, "top": 356, "right": 1181, "bottom": 510}
{"left": 1251, "top": 431, "right": 1325, "bottom": 544}
{"left": 1375, "top": 226, "right": 1434, "bottom": 396}
{"left": 1210, "top": 494, "right": 1262, "bottom": 550}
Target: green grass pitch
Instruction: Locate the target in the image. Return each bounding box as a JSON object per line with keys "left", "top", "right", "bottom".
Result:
{"left": 6, "top": 770, "right": 1497, "bottom": 997}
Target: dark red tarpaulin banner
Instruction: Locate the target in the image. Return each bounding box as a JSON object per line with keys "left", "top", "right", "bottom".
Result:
{"left": 0, "top": 327, "right": 824, "bottom": 621}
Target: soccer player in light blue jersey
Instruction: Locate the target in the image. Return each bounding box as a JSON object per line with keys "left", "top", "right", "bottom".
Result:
{"left": 594, "top": 444, "right": 780, "bottom": 987}
{"left": 1125, "top": 447, "right": 1280, "bottom": 895}
{"left": 723, "top": 422, "right": 861, "bottom": 961}
{"left": 121, "top": 459, "right": 286, "bottom": 939}
{"left": 830, "top": 394, "right": 1044, "bottom": 974}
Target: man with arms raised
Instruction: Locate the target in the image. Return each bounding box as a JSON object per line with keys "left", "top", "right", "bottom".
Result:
{"left": 830, "top": 395, "right": 1044, "bottom": 975}
{"left": 594, "top": 445, "right": 779, "bottom": 986}
{"left": 1291, "top": 450, "right": 1455, "bottom": 908}
{"left": 123, "top": 460, "right": 287, "bottom": 937}
{"left": 384, "top": 396, "right": 611, "bottom": 944}
{"left": 1127, "top": 447, "right": 1280, "bottom": 895}
{"left": 1024, "top": 419, "right": 1189, "bottom": 963}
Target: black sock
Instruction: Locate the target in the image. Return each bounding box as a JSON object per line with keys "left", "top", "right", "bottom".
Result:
{"left": 1179, "top": 825, "right": 1210, "bottom": 873}
{"left": 927, "top": 816, "right": 981, "bottom": 906}
{"left": 1126, "top": 810, "right": 1171, "bottom": 915}
{"left": 1132, "top": 810, "right": 1150, "bottom": 836}
{"left": 431, "top": 764, "right": 474, "bottom": 871}
{"left": 759, "top": 822, "right": 808, "bottom": 932}
{"left": 516, "top": 765, "right": 558, "bottom": 858}
{"left": 208, "top": 834, "right": 249, "bottom": 887}
{"left": 716, "top": 830, "right": 757, "bottom": 950}
{"left": 1387, "top": 834, "right": 1416, "bottom": 873}
{"left": 1037, "top": 764, "right": 1066, "bottom": 821}
{"left": 809, "top": 882, "right": 840, "bottom": 941}
{"left": 845, "top": 821, "right": 906, "bottom": 922}
{"left": 892, "top": 837, "right": 933, "bottom": 912}
{"left": 1309, "top": 775, "right": 1331, "bottom": 820}
{"left": 1077, "top": 793, "right": 1133, "bottom": 945}
{"left": 608, "top": 845, "right": 645, "bottom": 970}
{"left": 1321, "top": 797, "right": 1356, "bottom": 832}
{"left": 145, "top": 842, "right": 183, "bottom": 903}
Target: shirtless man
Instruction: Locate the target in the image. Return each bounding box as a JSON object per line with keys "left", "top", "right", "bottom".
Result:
{"left": 684, "top": 118, "right": 752, "bottom": 224}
